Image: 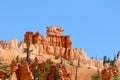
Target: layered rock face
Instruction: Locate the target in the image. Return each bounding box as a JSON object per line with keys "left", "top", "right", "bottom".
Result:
{"left": 0, "top": 26, "right": 103, "bottom": 70}
{"left": 101, "top": 63, "right": 116, "bottom": 80}
{"left": 23, "top": 26, "right": 103, "bottom": 70}
{"left": 24, "top": 26, "right": 73, "bottom": 59}
{"left": 23, "top": 27, "right": 80, "bottom": 61}
{"left": 24, "top": 26, "right": 72, "bottom": 48}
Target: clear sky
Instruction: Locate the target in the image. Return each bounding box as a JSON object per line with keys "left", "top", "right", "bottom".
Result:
{"left": 0, "top": 0, "right": 120, "bottom": 60}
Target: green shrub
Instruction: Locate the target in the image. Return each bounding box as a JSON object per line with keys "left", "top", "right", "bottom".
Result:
{"left": 3, "top": 72, "right": 11, "bottom": 80}
{"left": 113, "top": 75, "right": 119, "bottom": 80}
{"left": 0, "top": 61, "right": 9, "bottom": 71}
{"left": 92, "top": 75, "right": 102, "bottom": 80}
{"left": 34, "top": 69, "right": 44, "bottom": 80}
{"left": 44, "top": 62, "right": 51, "bottom": 74}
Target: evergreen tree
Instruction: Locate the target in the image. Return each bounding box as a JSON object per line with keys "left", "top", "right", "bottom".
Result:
{"left": 107, "top": 57, "right": 110, "bottom": 63}
{"left": 54, "top": 69, "right": 58, "bottom": 80}
{"left": 103, "top": 56, "right": 107, "bottom": 64}
{"left": 114, "top": 54, "right": 117, "bottom": 61}
{"left": 34, "top": 68, "right": 43, "bottom": 80}
{"left": 44, "top": 62, "right": 51, "bottom": 78}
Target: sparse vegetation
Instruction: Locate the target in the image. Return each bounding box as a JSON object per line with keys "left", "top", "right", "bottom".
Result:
{"left": 103, "top": 56, "right": 107, "bottom": 64}
{"left": 54, "top": 69, "right": 58, "bottom": 80}
{"left": 113, "top": 75, "right": 119, "bottom": 80}
{"left": 44, "top": 62, "right": 51, "bottom": 75}
{"left": 34, "top": 68, "right": 44, "bottom": 80}
{"left": 24, "top": 48, "right": 33, "bottom": 53}
{"left": 103, "top": 56, "right": 112, "bottom": 64}
{"left": 3, "top": 72, "right": 11, "bottom": 80}
{"left": 0, "top": 60, "right": 11, "bottom": 79}
{"left": 24, "top": 41, "right": 33, "bottom": 64}
{"left": 92, "top": 75, "right": 102, "bottom": 80}
{"left": 0, "top": 61, "right": 9, "bottom": 71}
{"left": 91, "top": 57, "right": 94, "bottom": 59}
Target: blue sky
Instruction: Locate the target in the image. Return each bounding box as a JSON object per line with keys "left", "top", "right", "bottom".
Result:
{"left": 0, "top": 0, "right": 120, "bottom": 60}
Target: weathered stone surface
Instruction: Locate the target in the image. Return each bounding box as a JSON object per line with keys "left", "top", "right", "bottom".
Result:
{"left": 100, "top": 63, "right": 117, "bottom": 80}
{"left": 60, "top": 47, "right": 65, "bottom": 57}
{"left": 46, "top": 45, "right": 54, "bottom": 55}
{"left": 73, "top": 48, "right": 79, "bottom": 60}
{"left": 38, "top": 44, "right": 44, "bottom": 55}
{"left": 10, "top": 61, "right": 18, "bottom": 75}
{"left": 24, "top": 32, "right": 34, "bottom": 44}
{"left": 79, "top": 48, "right": 86, "bottom": 59}
{"left": 0, "top": 26, "right": 105, "bottom": 80}
{"left": 10, "top": 61, "right": 33, "bottom": 80}
{"left": 69, "top": 48, "right": 74, "bottom": 60}
{"left": 20, "top": 62, "right": 33, "bottom": 80}
{"left": 47, "top": 26, "right": 64, "bottom": 36}
{"left": 101, "top": 68, "right": 114, "bottom": 80}
{"left": 43, "top": 44, "right": 47, "bottom": 54}
{"left": 22, "top": 26, "right": 104, "bottom": 70}
{"left": 24, "top": 26, "right": 72, "bottom": 48}
{"left": 0, "top": 41, "right": 10, "bottom": 50}
{"left": 54, "top": 46, "right": 60, "bottom": 56}
{"left": 64, "top": 48, "right": 70, "bottom": 60}
{"left": 47, "top": 64, "right": 72, "bottom": 80}
{"left": 9, "top": 38, "right": 18, "bottom": 49}
{"left": 0, "top": 70, "right": 6, "bottom": 79}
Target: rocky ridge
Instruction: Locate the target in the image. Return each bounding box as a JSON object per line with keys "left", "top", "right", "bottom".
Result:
{"left": 0, "top": 26, "right": 103, "bottom": 70}
{"left": 0, "top": 26, "right": 105, "bottom": 80}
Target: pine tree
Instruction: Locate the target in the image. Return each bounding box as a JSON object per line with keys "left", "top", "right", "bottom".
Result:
{"left": 107, "top": 57, "right": 110, "bottom": 63}
{"left": 44, "top": 62, "right": 51, "bottom": 75}
{"left": 103, "top": 56, "right": 107, "bottom": 64}
{"left": 24, "top": 47, "right": 33, "bottom": 64}
{"left": 34, "top": 68, "right": 43, "bottom": 80}
{"left": 114, "top": 54, "right": 117, "bottom": 61}
{"left": 54, "top": 69, "right": 58, "bottom": 80}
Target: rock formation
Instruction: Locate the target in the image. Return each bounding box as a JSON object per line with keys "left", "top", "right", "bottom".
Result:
{"left": 46, "top": 63, "right": 72, "bottom": 80}
{"left": 101, "top": 66, "right": 116, "bottom": 80}
{"left": 0, "top": 26, "right": 103, "bottom": 70}
{"left": 24, "top": 26, "right": 72, "bottom": 48}
{"left": 47, "top": 26, "right": 64, "bottom": 36}
{"left": 20, "top": 62, "right": 34, "bottom": 80}
{"left": 10, "top": 61, "right": 34, "bottom": 80}
{"left": 0, "top": 70, "right": 6, "bottom": 79}
{"left": 0, "top": 26, "right": 105, "bottom": 80}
